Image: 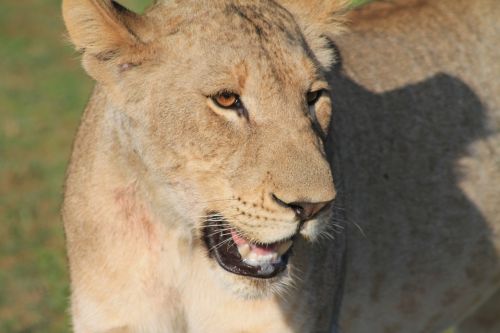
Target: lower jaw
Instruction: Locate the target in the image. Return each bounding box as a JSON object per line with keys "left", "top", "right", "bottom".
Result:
{"left": 218, "top": 272, "right": 291, "bottom": 300}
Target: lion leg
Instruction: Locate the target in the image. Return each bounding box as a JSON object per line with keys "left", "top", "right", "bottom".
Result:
{"left": 456, "top": 287, "right": 500, "bottom": 333}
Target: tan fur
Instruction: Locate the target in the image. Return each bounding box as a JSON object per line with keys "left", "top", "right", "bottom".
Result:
{"left": 63, "top": 1, "right": 344, "bottom": 332}
{"left": 62, "top": 0, "right": 500, "bottom": 332}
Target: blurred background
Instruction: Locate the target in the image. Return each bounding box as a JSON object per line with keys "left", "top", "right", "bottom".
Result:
{"left": 2, "top": 0, "right": 456, "bottom": 332}
{"left": 1, "top": 1, "right": 155, "bottom": 331}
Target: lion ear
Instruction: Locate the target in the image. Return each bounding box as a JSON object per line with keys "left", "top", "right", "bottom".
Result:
{"left": 278, "top": 0, "right": 349, "bottom": 69}
{"left": 62, "top": 0, "right": 154, "bottom": 82}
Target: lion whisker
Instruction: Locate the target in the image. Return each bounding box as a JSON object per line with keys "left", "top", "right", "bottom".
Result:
{"left": 208, "top": 236, "right": 236, "bottom": 252}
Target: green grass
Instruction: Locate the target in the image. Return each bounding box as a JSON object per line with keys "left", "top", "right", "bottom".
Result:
{"left": 0, "top": 1, "right": 454, "bottom": 333}
{"left": 351, "top": 0, "right": 374, "bottom": 7}
{"left": 0, "top": 1, "right": 151, "bottom": 331}
{"left": 0, "top": 1, "right": 90, "bottom": 331}
{"left": 121, "top": 0, "right": 153, "bottom": 13}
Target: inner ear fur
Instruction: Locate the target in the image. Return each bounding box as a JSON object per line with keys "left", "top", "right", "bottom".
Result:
{"left": 62, "top": 0, "right": 154, "bottom": 81}
{"left": 277, "top": 0, "right": 349, "bottom": 69}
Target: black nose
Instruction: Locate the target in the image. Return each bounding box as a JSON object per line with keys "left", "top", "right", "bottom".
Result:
{"left": 272, "top": 194, "right": 332, "bottom": 221}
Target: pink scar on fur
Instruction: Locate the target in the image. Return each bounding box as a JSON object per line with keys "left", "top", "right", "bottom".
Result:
{"left": 114, "top": 183, "right": 158, "bottom": 248}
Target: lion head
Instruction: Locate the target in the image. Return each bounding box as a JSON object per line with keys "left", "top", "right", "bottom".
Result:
{"left": 63, "top": 0, "right": 346, "bottom": 298}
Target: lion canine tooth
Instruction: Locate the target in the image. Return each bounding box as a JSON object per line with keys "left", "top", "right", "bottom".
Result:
{"left": 237, "top": 243, "right": 251, "bottom": 258}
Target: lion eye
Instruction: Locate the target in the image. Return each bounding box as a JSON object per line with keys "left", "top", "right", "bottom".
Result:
{"left": 213, "top": 92, "right": 240, "bottom": 109}
{"left": 306, "top": 90, "right": 322, "bottom": 106}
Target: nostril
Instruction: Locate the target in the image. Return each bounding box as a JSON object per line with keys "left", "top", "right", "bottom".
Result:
{"left": 289, "top": 204, "right": 304, "bottom": 218}
{"left": 272, "top": 194, "right": 303, "bottom": 216}
{"left": 271, "top": 193, "right": 332, "bottom": 221}
{"left": 290, "top": 202, "right": 315, "bottom": 220}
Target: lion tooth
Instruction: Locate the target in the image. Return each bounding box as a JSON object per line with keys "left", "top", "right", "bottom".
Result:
{"left": 277, "top": 240, "right": 293, "bottom": 256}
{"left": 237, "top": 244, "right": 251, "bottom": 258}
{"left": 243, "top": 251, "right": 280, "bottom": 267}
{"left": 244, "top": 252, "right": 266, "bottom": 266}
{"left": 245, "top": 251, "right": 261, "bottom": 264}
{"left": 238, "top": 240, "right": 289, "bottom": 266}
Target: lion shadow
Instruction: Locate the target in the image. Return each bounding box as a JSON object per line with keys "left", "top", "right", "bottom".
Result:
{"left": 323, "top": 67, "right": 498, "bottom": 332}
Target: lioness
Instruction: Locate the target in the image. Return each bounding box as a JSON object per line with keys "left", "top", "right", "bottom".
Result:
{"left": 62, "top": 0, "right": 500, "bottom": 332}
{"left": 63, "top": 0, "right": 346, "bottom": 332}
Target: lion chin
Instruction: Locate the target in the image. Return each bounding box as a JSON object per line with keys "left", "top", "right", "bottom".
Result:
{"left": 210, "top": 263, "right": 296, "bottom": 300}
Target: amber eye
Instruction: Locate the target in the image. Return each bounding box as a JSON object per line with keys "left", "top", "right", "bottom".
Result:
{"left": 306, "top": 90, "right": 322, "bottom": 106}
{"left": 213, "top": 92, "right": 240, "bottom": 109}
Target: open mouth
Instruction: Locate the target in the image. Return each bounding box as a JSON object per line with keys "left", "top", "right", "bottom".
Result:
{"left": 202, "top": 215, "right": 294, "bottom": 279}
